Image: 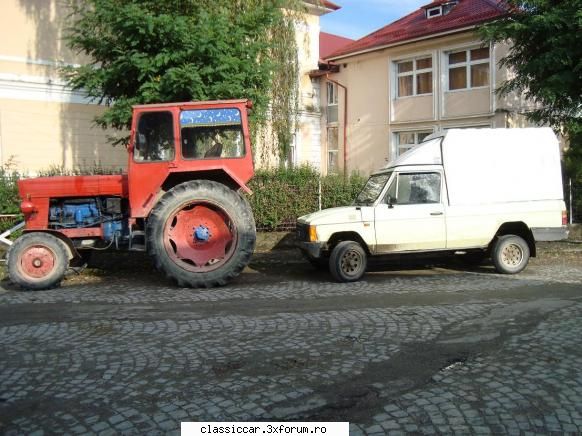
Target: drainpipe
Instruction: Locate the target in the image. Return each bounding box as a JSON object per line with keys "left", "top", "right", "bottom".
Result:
{"left": 325, "top": 74, "right": 348, "bottom": 177}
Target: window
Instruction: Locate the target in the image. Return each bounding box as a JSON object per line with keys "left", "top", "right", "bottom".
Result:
{"left": 180, "top": 108, "right": 244, "bottom": 159}
{"left": 390, "top": 173, "right": 441, "bottom": 205}
{"left": 355, "top": 172, "right": 392, "bottom": 206}
{"left": 327, "top": 82, "right": 338, "bottom": 123}
{"left": 448, "top": 47, "right": 490, "bottom": 90}
{"left": 396, "top": 57, "right": 433, "bottom": 97}
{"left": 287, "top": 132, "right": 297, "bottom": 168}
{"left": 394, "top": 130, "right": 433, "bottom": 156}
{"left": 327, "top": 126, "right": 339, "bottom": 174}
{"left": 427, "top": 6, "right": 442, "bottom": 18}
{"left": 443, "top": 125, "right": 490, "bottom": 131}
{"left": 134, "top": 111, "right": 174, "bottom": 162}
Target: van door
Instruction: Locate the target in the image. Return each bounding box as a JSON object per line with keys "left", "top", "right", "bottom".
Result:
{"left": 374, "top": 171, "right": 446, "bottom": 252}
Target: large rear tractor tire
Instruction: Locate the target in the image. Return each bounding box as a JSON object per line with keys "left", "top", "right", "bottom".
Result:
{"left": 146, "top": 180, "right": 256, "bottom": 288}
{"left": 7, "top": 232, "right": 69, "bottom": 290}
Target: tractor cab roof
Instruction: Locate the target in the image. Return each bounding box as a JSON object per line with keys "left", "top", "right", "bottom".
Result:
{"left": 132, "top": 99, "right": 252, "bottom": 110}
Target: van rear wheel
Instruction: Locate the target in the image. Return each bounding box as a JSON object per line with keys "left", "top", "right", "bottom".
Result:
{"left": 492, "top": 235, "right": 530, "bottom": 274}
{"left": 329, "top": 241, "right": 367, "bottom": 282}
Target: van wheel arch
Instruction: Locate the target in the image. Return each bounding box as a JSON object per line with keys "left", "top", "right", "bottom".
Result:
{"left": 490, "top": 222, "right": 536, "bottom": 257}
{"left": 327, "top": 232, "right": 371, "bottom": 255}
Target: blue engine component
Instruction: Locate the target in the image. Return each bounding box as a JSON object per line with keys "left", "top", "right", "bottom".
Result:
{"left": 49, "top": 198, "right": 127, "bottom": 242}
{"left": 50, "top": 200, "right": 100, "bottom": 227}
{"left": 103, "top": 220, "right": 125, "bottom": 241}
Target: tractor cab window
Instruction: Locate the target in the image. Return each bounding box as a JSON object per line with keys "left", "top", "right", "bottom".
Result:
{"left": 180, "top": 108, "right": 245, "bottom": 159}
{"left": 134, "top": 111, "right": 175, "bottom": 162}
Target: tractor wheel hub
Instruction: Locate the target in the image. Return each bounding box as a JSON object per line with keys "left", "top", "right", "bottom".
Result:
{"left": 194, "top": 225, "right": 211, "bottom": 242}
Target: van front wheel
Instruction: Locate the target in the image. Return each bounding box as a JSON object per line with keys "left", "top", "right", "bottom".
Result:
{"left": 492, "top": 235, "right": 530, "bottom": 274}
{"left": 329, "top": 241, "right": 367, "bottom": 282}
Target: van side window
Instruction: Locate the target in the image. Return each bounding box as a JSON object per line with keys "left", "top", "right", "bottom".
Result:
{"left": 397, "top": 173, "right": 441, "bottom": 204}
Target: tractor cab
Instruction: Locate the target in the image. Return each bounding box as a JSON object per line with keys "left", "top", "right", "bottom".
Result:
{"left": 127, "top": 100, "right": 255, "bottom": 218}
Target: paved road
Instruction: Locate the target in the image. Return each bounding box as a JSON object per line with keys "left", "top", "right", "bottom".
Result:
{"left": 1, "top": 247, "right": 581, "bottom": 435}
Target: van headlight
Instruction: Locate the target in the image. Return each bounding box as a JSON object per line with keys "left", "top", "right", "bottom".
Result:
{"left": 308, "top": 225, "right": 318, "bottom": 242}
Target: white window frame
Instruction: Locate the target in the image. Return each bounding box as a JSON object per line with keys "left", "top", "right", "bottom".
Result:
{"left": 395, "top": 56, "right": 433, "bottom": 98}
{"left": 286, "top": 132, "right": 298, "bottom": 168}
{"left": 442, "top": 124, "right": 491, "bottom": 131}
{"left": 426, "top": 6, "right": 442, "bottom": 18}
{"left": 446, "top": 46, "right": 491, "bottom": 92}
{"left": 393, "top": 130, "right": 434, "bottom": 157}
{"left": 327, "top": 82, "right": 339, "bottom": 124}
{"left": 327, "top": 82, "right": 338, "bottom": 106}
{"left": 327, "top": 126, "right": 339, "bottom": 174}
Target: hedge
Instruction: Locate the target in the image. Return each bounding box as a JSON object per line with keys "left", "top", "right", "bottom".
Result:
{"left": 247, "top": 166, "right": 365, "bottom": 230}
{"left": 0, "top": 165, "right": 22, "bottom": 232}
{"left": 0, "top": 165, "right": 366, "bottom": 233}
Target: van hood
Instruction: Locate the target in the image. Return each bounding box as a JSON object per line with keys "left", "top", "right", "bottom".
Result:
{"left": 298, "top": 206, "right": 363, "bottom": 226}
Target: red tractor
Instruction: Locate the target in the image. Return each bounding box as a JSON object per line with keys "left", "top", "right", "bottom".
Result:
{"left": 6, "top": 99, "right": 256, "bottom": 290}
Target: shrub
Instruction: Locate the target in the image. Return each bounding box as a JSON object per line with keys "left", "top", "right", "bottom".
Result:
{"left": 321, "top": 172, "right": 366, "bottom": 210}
{"left": 0, "top": 162, "right": 22, "bottom": 232}
{"left": 247, "top": 165, "right": 366, "bottom": 231}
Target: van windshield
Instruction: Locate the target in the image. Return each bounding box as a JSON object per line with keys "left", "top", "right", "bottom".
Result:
{"left": 354, "top": 172, "right": 392, "bottom": 206}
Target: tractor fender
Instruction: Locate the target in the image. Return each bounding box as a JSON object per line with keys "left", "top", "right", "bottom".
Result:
{"left": 22, "top": 229, "right": 79, "bottom": 261}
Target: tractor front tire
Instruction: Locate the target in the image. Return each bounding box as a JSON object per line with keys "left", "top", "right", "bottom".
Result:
{"left": 147, "top": 180, "right": 256, "bottom": 288}
{"left": 7, "top": 232, "right": 69, "bottom": 290}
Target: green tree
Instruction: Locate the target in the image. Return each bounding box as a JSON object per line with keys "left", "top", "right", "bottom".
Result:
{"left": 63, "top": 0, "right": 305, "bottom": 160}
{"left": 481, "top": 0, "right": 582, "bottom": 177}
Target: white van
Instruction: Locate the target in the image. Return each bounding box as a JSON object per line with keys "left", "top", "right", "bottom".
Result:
{"left": 297, "top": 128, "right": 568, "bottom": 282}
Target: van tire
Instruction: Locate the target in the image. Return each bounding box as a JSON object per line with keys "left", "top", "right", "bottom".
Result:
{"left": 492, "top": 235, "right": 530, "bottom": 274}
{"left": 329, "top": 241, "right": 367, "bottom": 282}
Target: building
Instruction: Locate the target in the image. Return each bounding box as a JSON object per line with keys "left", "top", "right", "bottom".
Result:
{"left": 257, "top": 0, "right": 344, "bottom": 169}
{"left": 0, "top": 0, "right": 127, "bottom": 174}
{"left": 316, "top": 0, "right": 536, "bottom": 175}
{"left": 0, "top": 0, "right": 345, "bottom": 175}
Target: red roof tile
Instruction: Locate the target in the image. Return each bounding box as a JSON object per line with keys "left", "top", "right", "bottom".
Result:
{"left": 320, "top": 32, "right": 354, "bottom": 60}
{"left": 322, "top": 0, "right": 341, "bottom": 10}
{"left": 326, "top": 0, "right": 507, "bottom": 59}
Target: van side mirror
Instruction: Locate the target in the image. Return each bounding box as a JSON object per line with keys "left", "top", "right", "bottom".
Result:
{"left": 386, "top": 195, "right": 396, "bottom": 209}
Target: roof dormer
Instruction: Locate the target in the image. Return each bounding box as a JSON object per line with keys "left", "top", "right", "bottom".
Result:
{"left": 424, "top": 0, "right": 459, "bottom": 19}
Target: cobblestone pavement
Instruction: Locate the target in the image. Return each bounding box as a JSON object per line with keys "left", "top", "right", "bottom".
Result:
{"left": 0, "top": 247, "right": 581, "bottom": 435}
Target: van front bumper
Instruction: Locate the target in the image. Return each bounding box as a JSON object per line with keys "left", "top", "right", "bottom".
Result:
{"left": 296, "top": 241, "right": 324, "bottom": 259}
{"left": 532, "top": 226, "right": 569, "bottom": 242}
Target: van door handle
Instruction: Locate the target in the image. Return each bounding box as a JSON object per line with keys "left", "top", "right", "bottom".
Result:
{"left": 430, "top": 211, "right": 443, "bottom": 216}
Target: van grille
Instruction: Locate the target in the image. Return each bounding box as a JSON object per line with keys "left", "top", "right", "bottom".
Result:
{"left": 296, "top": 223, "right": 308, "bottom": 241}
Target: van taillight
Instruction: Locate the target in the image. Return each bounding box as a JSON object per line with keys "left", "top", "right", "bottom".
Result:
{"left": 562, "top": 210, "right": 568, "bottom": 226}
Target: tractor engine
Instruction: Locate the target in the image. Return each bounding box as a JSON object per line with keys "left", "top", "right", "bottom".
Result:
{"left": 48, "top": 197, "right": 128, "bottom": 243}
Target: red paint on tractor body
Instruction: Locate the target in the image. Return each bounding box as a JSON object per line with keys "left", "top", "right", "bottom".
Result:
{"left": 18, "top": 175, "right": 128, "bottom": 229}
{"left": 17, "top": 99, "right": 254, "bottom": 233}
{"left": 128, "top": 100, "right": 253, "bottom": 218}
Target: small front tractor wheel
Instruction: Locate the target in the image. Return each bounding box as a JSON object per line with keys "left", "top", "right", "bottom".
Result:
{"left": 147, "top": 180, "right": 256, "bottom": 288}
{"left": 7, "top": 232, "right": 69, "bottom": 290}
{"left": 492, "top": 235, "right": 530, "bottom": 274}
{"left": 329, "top": 241, "right": 367, "bottom": 283}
